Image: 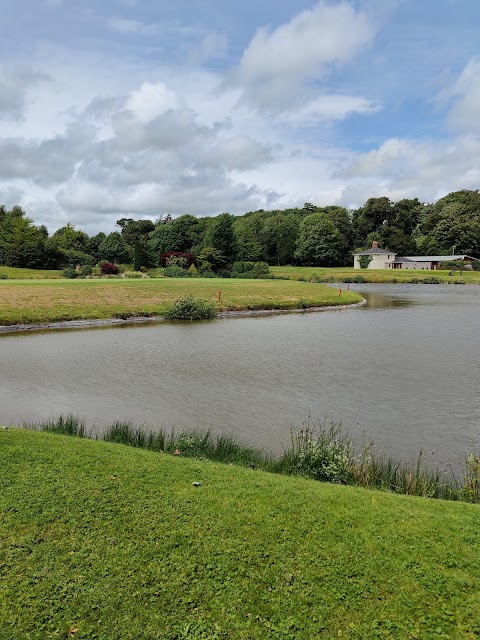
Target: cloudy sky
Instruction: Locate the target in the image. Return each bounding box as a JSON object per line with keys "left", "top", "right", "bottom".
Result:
{"left": 1, "top": 0, "right": 479, "bottom": 234}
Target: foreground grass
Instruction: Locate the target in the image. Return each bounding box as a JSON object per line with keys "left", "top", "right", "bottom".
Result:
{"left": 1, "top": 429, "right": 479, "bottom": 640}
{"left": 0, "top": 278, "right": 362, "bottom": 325}
{"left": 270, "top": 265, "right": 480, "bottom": 284}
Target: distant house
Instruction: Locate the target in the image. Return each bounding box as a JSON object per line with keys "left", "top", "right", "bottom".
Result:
{"left": 353, "top": 242, "right": 478, "bottom": 270}
{"left": 353, "top": 241, "right": 395, "bottom": 269}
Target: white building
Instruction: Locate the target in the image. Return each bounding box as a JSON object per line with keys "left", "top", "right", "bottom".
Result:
{"left": 353, "top": 242, "right": 478, "bottom": 270}
{"left": 353, "top": 241, "right": 396, "bottom": 269}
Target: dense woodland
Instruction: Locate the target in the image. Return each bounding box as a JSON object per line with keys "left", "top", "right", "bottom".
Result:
{"left": 1, "top": 189, "right": 479, "bottom": 270}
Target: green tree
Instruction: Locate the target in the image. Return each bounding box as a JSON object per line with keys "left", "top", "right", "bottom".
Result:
{"left": 149, "top": 214, "right": 201, "bottom": 259}
{"left": 133, "top": 240, "right": 151, "bottom": 271}
{"left": 197, "top": 246, "right": 228, "bottom": 272}
{"left": 261, "top": 213, "right": 299, "bottom": 265}
{"left": 0, "top": 206, "right": 50, "bottom": 268}
{"left": 294, "top": 213, "right": 344, "bottom": 266}
{"left": 353, "top": 197, "right": 393, "bottom": 247}
{"left": 206, "top": 213, "right": 237, "bottom": 262}
{"left": 99, "top": 232, "right": 131, "bottom": 263}
{"left": 420, "top": 190, "right": 480, "bottom": 255}
{"left": 117, "top": 219, "right": 155, "bottom": 247}
{"left": 50, "top": 223, "right": 90, "bottom": 253}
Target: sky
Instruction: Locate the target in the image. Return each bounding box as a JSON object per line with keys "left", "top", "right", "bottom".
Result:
{"left": 1, "top": 0, "right": 479, "bottom": 234}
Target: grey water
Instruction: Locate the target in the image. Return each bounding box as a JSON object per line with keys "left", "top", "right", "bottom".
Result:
{"left": 1, "top": 284, "right": 479, "bottom": 473}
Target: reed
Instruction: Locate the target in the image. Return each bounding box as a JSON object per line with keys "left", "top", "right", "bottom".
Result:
{"left": 20, "top": 414, "right": 479, "bottom": 503}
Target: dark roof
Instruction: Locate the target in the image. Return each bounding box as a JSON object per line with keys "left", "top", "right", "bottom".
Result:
{"left": 391, "top": 256, "right": 413, "bottom": 263}
{"left": 354, "top": 247, "right": 393, "bottom": 255}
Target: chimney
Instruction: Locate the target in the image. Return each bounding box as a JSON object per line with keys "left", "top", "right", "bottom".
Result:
{"left": 372, "top": 240, "right": 378, "bottom": 249}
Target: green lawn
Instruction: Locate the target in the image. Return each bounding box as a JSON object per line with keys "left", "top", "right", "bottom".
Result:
{"left": 1, "top": 429, "right": 479, "bottom": 639}
{"left": 270, "top": 265, "right": 480, "bottom": 283}
{"left": 0, "top": 278, "right": 362, "bottom": 325}
{"left": 0, "top": 266, "right": 62, "bottom": 279}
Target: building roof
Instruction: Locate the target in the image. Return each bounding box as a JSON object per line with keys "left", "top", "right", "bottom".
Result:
{"left": 391, "top": 256, "right": 413, "bottom": 263}
{"left": 354, "top": 247, "right": 394, "bottom": 255}
{"left": 404, "top": 255, "right": 478, "bottom": 262}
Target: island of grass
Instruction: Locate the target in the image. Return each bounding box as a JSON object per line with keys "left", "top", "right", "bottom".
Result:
{"left": 0, "top": 277, "right": 362, "bottom": 326}
{"left": 1, "top": 428, "right": 479, "bottom": 639}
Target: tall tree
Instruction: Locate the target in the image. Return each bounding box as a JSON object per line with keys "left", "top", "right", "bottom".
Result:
{"left": 99, "top": 232, "right": 131, "bottom": 263}
{"left": 148, "top": 214, "right": 201, "bottom": 258}
{"left": 294, "top": 213, "right": 344, "bottom": 266}
{"left": 206, "top": 213, "right": 237, "bottom": 262}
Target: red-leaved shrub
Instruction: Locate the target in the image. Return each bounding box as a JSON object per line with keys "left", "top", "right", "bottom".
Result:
{"left": 99, "top": 261, "right": 119, "bottom": 275}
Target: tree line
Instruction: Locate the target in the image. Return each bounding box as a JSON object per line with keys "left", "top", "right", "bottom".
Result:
{"left": 1, "top": 189, "right": 479, "bottom": 271}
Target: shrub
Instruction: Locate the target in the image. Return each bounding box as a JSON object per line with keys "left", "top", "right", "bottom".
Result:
{"left": 165, "top": 296, "right": 216, "bottom": 320}
{"left": 352, "top": 275, "right": 367, "bottom": 283}
{"left": 159, "top": 252, "right": 195, "bottom": 268}
{"left": 187, "top": 264, "right": 198, "bottom": 277}
{"left": 231, "top": 261, "right": 270, "bottom": 278}
{"left": 281, "top": 422, "right": 354, "bottom": 484}
{"left": 99, "top": 261, "right": 119, "bottom": 275}
{"left": 164, "top": 265, "right": 186, "bottom": 278}
{"left": 0, "top": 272, "right": 8, "bottom": 279}
{"left": 79, "top": 265, "right": 92, "bottom": 276}
{"left": 358, "top": 255, "right": 372, "bottom": 269}
{"left": 62, "top": 268, "right": 78, "bottom": 279}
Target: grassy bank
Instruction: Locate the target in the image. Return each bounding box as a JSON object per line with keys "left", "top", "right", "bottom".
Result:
{"left": 20, "top": 415, "right": 480, "bottom": 504}
{"left": 0, "top": 278, "right": 362, "bottom": 326}
{"left": 1, "top": 428, "right": 479, "bottom": 639}
{"left": 270, "top": 265, "right": 480, "bottom": 284}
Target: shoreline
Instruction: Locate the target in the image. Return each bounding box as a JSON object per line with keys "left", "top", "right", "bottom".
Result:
{"left": 0, "top": 298, "right": 366, "bottom": 334}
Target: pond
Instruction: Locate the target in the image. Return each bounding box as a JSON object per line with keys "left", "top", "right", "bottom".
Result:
{"left": 1, "top": 284, "right": 479, "bottom": 472}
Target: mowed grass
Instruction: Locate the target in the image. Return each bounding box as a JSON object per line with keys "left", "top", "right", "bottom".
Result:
{"left": 0, "top": 278, "right": 362, "bottom": 325}
{"left": 270, "top": 265, "right": 480, "bottom": 283}
{"left": 1, "top": 429, "right": 479, "bottom": 640}
{"left": 0, "top": 266, "right": 62, "bottom": 279}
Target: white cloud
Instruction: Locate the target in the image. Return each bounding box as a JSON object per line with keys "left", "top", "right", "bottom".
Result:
{"left": 278, "top": 94, "right": 380, "bottom": 125}
{"left": 444, "top": 58, "right": 480, "bottom": 134}
{"left": 336, "top": 135, "right": 480, "bottom": 207}
{"left": 124, "top": 82, "right": 181, "bottom": 123}
{"left": 231, "top": 1, "right": 375, "bottom": 110}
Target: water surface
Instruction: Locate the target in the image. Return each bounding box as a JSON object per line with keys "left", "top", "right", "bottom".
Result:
{"left": 1, "top": 284, "right": 478, "bottom": 472}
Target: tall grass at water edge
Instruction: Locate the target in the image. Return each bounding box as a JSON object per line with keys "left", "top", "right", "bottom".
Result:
{"left": 19, "top": 414, "right": 480, "bottom": 503}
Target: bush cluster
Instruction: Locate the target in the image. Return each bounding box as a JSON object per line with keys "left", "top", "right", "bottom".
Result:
{"left": 62, "top": 268, "right": 78, "bottom": 279}
{"left": 164, "top": 296, "right": 216, "bottom": 320}
{"left": 231, "top": 261, "right": 270, "bottom": 278}
{"left": 410, "top": 276, "right": 441, "bottom": 284}
{"left": 160, "top": 252, "right": 195, "bottom": 268}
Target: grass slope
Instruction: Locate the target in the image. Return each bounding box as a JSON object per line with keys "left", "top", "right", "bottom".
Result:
{"left": 0, "top": 278, "right": 362, "bottom": 325}
{"left": 1, "top": 429, "right": 479, "bottom": 639}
